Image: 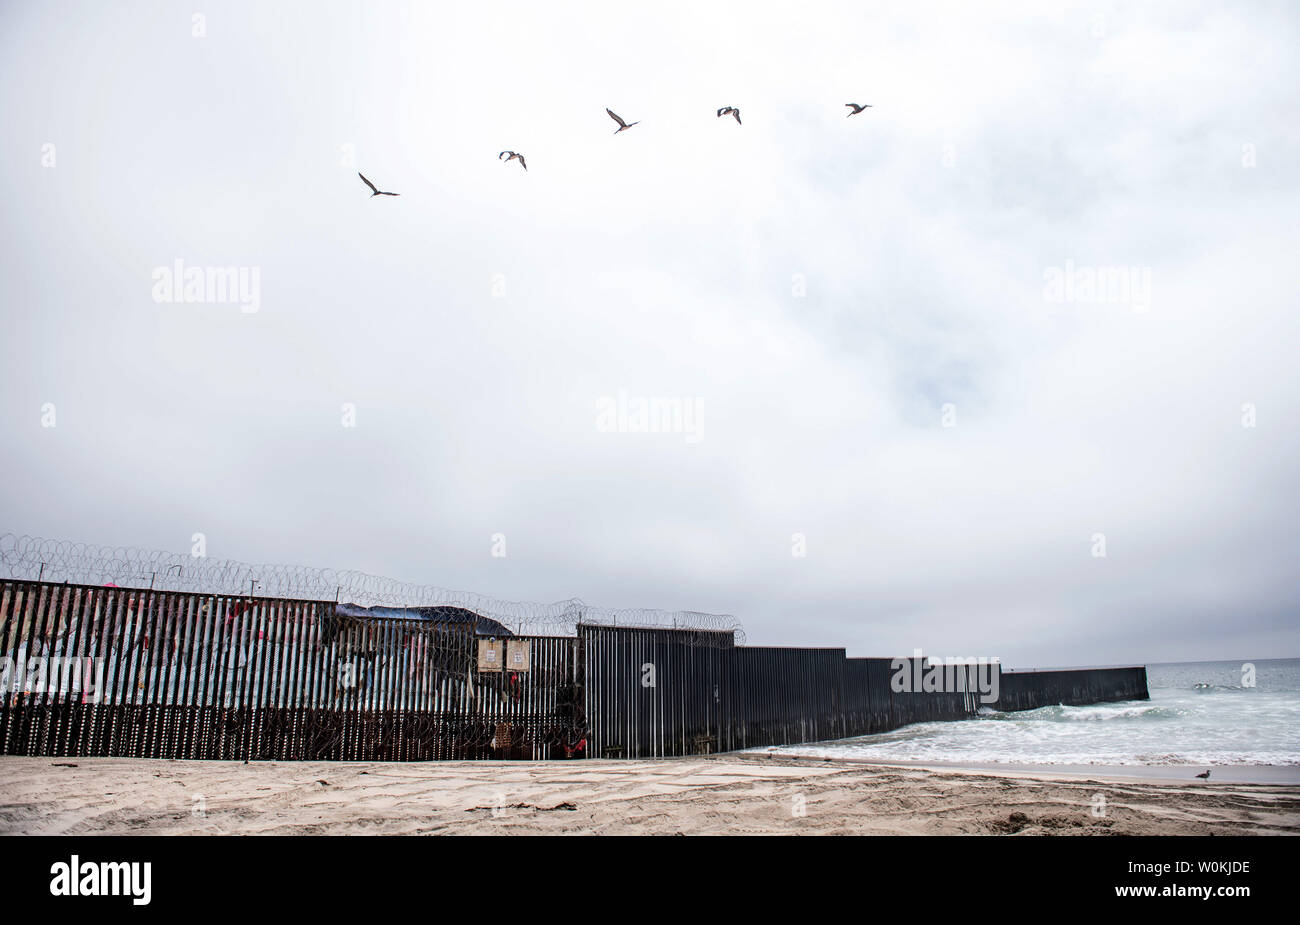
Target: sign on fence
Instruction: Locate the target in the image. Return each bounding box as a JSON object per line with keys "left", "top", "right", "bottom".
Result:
{"left": 506, "top": 640, "right": 530, "bottom": 671}
{"left": 477, "top": 638, "right": 503, "bottom": 672}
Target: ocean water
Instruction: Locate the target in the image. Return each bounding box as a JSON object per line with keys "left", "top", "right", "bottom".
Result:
{"left": 769, "top": 658, "right": 1300, "bottom": 767}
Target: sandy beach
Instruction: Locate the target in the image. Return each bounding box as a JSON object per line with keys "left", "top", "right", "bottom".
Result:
{"left": 1, "top": 755, "right": 1297, "bottom": 836}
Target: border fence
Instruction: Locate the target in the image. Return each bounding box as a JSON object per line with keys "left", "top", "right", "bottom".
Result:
{"left": 0, "top": 534, "right": 744, "bottom": 639}
{"left": 0, "top": 538, "right": 1149, "bottom": 761}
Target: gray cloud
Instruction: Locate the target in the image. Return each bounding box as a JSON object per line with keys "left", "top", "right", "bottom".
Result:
{"left": 2, "top": 0, "right": 1297, "bottom": 666}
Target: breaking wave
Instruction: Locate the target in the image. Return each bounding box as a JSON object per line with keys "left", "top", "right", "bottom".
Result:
{"left": 768, "top": 659, "right": 1300, "bottom": 768}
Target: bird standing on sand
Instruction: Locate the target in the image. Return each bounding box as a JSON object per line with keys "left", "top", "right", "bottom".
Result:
{"left": 357, "top": 172, "right": 400, "bottom": 197}
{"left": 606, "top": 108, "right": 639, "bottom": 133}
{"left": 499, "top": 151, "right": 527, "bottom": 171}
{"left": 1195, "top": 769, "right": 1211, "bottom": 779}
{"left": 845, "top": 103, "right": 873, "bottom": 116}
{"left": 716, "top": 106, "right": 741, "bottom": 125}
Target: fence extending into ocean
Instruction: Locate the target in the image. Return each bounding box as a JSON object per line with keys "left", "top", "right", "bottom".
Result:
{"left": 0, "top": 578, "right": 1149, "bottom": 761}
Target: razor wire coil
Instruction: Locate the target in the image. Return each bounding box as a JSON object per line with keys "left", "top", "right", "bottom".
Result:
{"left": 0, "top": 533, "right": 743, "bottom": 643}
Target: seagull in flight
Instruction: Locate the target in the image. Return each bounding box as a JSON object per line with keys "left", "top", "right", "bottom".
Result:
{"left": 606, "top": 108, "right": 639, "bottom": 134}
{"left": 845, "top": 103, "right": 873, "bottom": 117}
{"left": 499, "top": 151, "right": 527, "bottom": 171}
{"left": 358, "top": 172, "right": 400, "bottom": 197}
{"left": 716, "top": 106, "right": 742, "bottom": 125}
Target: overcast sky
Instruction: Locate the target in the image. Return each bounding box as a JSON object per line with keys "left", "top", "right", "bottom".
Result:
{"left": 1, "top": 1, "right": 1297, "bottom": 666}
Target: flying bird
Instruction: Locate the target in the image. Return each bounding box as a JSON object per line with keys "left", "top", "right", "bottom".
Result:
{"left": 845, "top": 103, "right": 873, "bottom": 116}
{"left": 357, "top": 172, "right": 400, "bottom": 197}
{"left": 1195, "top": 769, "right": 1211, "bottom": 780}
{"left": 716, "top": 106, "right": 742, "bottom": 125}
{"left": 499, "top": 151, "right": 527, "bottom": 171}
{"left": 606, "top": 108, "right": 639, "bottom": 133}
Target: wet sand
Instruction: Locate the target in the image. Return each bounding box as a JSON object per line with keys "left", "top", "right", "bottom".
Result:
{"left": 1, "top": 755, "right": 1297, "bottom": 835}
{"left": 760, "top": 755, "right": 1300, "bottom": 785}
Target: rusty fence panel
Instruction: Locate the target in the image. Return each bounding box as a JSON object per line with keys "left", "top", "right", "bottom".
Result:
{"left": 0, "top": 580, "right": 581, "bottom": 762}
